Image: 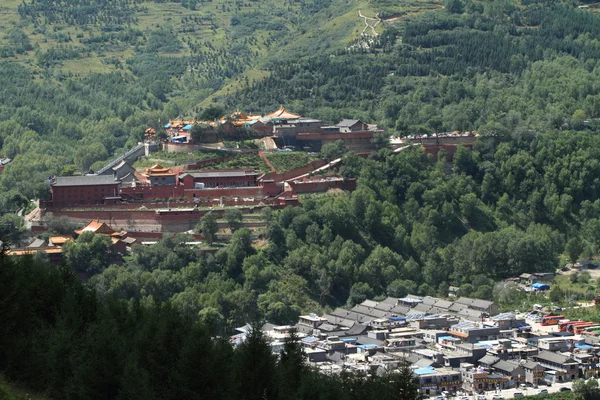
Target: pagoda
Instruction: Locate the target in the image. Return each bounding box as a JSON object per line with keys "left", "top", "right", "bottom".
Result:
{"left": 144, "top": 164, "right": 177, "bottom": 186}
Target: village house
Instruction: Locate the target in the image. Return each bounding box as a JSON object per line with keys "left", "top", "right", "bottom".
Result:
{"left": 533, "top": 350, "right": 578, "bottom": 382}
{"left": 460, "top": 363, "right": 509, "bottom": 392}
{"left": 522, "top": 361, "right": 546, "bottom": 386}
{"left": 413, "top": 366, "right": 462, "bottom": 397}
{"left": 489, "top": 360, "right": 525, "bottom": 388}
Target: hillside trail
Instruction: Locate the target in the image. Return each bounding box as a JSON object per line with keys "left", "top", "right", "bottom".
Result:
{"left": 358, "top": 10, "right": 381, "bottom": 36}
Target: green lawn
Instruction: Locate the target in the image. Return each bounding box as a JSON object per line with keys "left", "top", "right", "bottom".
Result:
{"left": 266, "top": 152, "right": 320, "bottom": 173}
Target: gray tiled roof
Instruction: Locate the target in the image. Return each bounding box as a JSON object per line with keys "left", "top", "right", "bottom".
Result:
{"left": 337, "top": 119, "right": 360, "bottom": 127}
{"left": 373, "top": 302, "right": 395, "bottom": 312}
{"left": 422, "top": 296, "right": 440, "bottom": 305}
{"left": 492, "top": 360, "right": 521, "bottom": 373}
{"left": 523, "top": 361, "right": 541, "bottom": 370}
{"left": 535, "top": 350, "right": 574, "bottom": 364}
{"left": 390, "top": 305, "right": 410, "bottom": 315}
{"left": 455, "top": 297, "right": 474, "bottom": 306}
{"left": 381, "top": 297, "right": 399, "bottom": 305}
{"left": 413, "top": 303, "right": 432, "bottom": 313}
{"left": 52, "top": 175, "right": 120, "bottom": 187}
{"left": 434, "top": 300, "right": 454, "bottom": 310}
{"left": 479, "top": 354, "right": 500, "bottom": 366}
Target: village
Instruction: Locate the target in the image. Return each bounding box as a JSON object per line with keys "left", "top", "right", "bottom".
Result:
{"left": 238, "top": 275, "right": 599, "bottom": 400}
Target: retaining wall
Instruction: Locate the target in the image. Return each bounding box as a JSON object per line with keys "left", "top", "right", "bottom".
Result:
{"left": 261, "top": 159, "right": 328, "bottom": 182}
{"left": 289, "top": 179, "right": 357, "bottom": 194}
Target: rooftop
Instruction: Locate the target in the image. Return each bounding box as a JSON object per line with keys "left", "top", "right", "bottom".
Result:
{"left": 52, "top": 175, "right": 120, "bottom": 187}
{"left": 337, "top": 119, "right": 362, "bottom": 128}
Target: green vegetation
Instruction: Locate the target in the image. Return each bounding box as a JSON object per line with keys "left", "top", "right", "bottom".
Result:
{"left": 266, "top": 152, "right": 319, "bottom": 173}
{"left": 81, "top": 128, "right": 600, "bottom": 328}
{"left": 202, "top": 153, "right": 271, "bottom": 173}
{"left": 132, "top": 150, "right": 227, "bottom": 168}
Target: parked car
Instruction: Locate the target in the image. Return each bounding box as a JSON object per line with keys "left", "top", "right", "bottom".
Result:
{"left": 559, "top": 387, "right": 572, "bottom": 392}
{"left": 492, "top": 395, "right": 504, "bottom": 399}
{"left": 539, "top": 389, "right": 548, "bottom": 394}
{"left": 513, "top": 393, "right": 524, "bottom": 398}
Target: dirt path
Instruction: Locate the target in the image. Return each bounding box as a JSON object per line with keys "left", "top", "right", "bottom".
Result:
{"left": 358, "top": 10, "right": 381, "bottom": 36}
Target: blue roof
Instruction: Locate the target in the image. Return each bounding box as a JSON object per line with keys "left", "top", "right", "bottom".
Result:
{"left": 413, "top": 367, "right": 436, "bottom": 375}
{"left": 341, "top": 338, "right": 357, "bottom": 342}
{"left": 164, "top": 123, "right": 171, "bottom": 128}
{"left": 183, "top": 124, "right": 193, "bottom": 130}
{"left": 357, "top": 344, "right": 378, "bottom": 348}
{"left": 575, "top": 343, "right": 594, "bottom": 350}
{"left": 532, "top": 283, "right": 550, "bottom": 288}
{"left": 389, "top": 317, "right": 406, "bottom": 321}
{"left": 302, "top": 336, "right": 319, "bottom": 343}
{"left": 438, "top": 336, "right": 454, "bottom": 341}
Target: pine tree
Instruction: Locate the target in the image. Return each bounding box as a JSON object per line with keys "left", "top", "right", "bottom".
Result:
{"left": 233, "top": 322, "right": 277, "bottom": 400}
{"left": 277, "top": 331, "right": 305, "bottom": 399}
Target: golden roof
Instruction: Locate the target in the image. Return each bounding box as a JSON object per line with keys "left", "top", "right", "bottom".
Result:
{"left": 75, "top": 220, "right": 115, "bottom": 236}
{"left": 265, "top": 105, "right": 301, "bottom": 119}
{"left": 145, "top": 164, "right": 176, "bottom": 176}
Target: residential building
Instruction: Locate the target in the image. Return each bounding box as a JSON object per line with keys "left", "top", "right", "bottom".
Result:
{"left": 522, "top": 361, "right": 546, "bottom": 386}
{"left": 454, "top": 297, "right": 499, "bottom": 316}
{"left": 449, "top": 322, "right": 500, "bottom": 343}
{"left": 413, "top": 366, "right": 462, "bottom": 397}
{"left": 490, "top": 360, "right": 525, "bottom": 387}
{"left": 533, "top": 350, "right": 578, "bottom": 382}
{"left": 460, "top": 363, "right": 509, "bottom": 392}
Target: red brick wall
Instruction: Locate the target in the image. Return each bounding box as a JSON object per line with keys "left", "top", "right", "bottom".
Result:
{"left": 184, "top": 187, "right": 264, "bottom": 198}
{"left": 51, "top": 184, "right": 120, "bottom": 207}
{"left": 120, "top": 185, "right": 185, "bottom": 200}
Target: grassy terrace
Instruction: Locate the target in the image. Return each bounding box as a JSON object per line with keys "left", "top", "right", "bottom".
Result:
{"left": 199, "top": 153, "right": 271, "bottom": 174}
{"left": 266, "top": 152, "right": 320, "bottom": 173}
{"left": 132, "top": 150, "right": 227, "bottom": 168}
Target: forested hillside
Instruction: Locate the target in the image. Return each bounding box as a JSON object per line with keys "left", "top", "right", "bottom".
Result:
{"left": 226, "top": 1, "right": 600, "bottom": 131}
{"left": 84, "top": 130, "right": 600, "bottom": 330}
{"left": 0, "top": 0, "right": 373, "bottom": 211}
{"left": 0, "top": 254, "right": 421, "bottom": 400}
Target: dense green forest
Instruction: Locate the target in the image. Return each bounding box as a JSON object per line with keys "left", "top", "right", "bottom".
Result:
{"left": 0, "top": 252, "right": 422, "bottom": 400}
